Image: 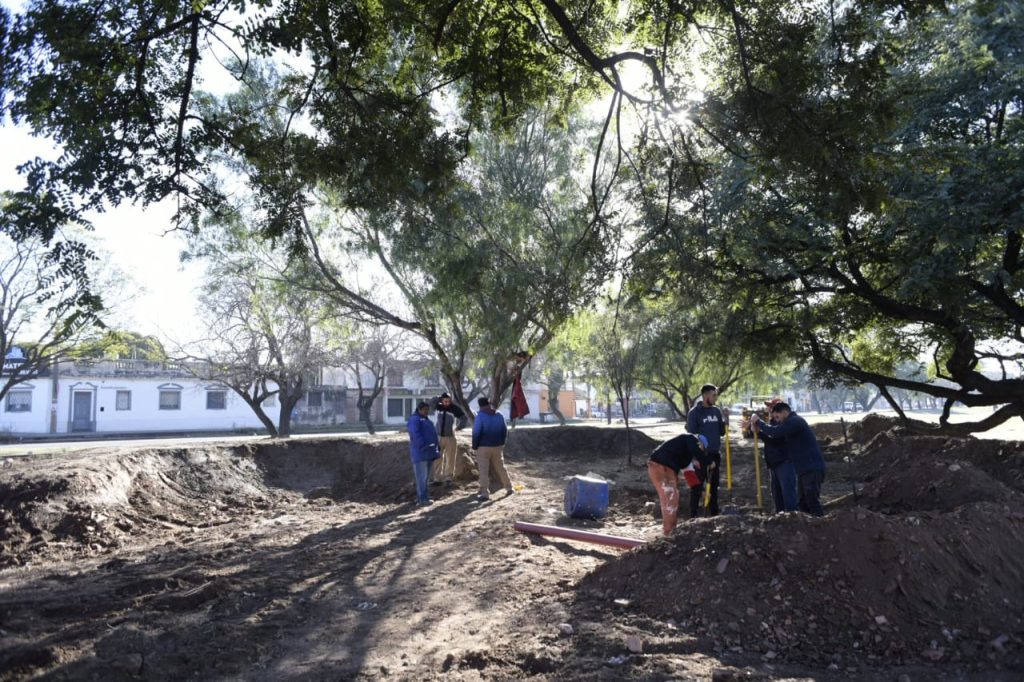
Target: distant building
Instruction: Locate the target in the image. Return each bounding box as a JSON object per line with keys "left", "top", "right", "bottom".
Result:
{"left": 1, "top": 359, "right": 281, "bottom": 436}
{"left": 0, "top": 357, "right": 553, "bottom": 436}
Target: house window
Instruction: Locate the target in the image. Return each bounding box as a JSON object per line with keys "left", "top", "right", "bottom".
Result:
{"left": 387, "top": 398, "right": 405, "bottom": 418}
{"left": 306, "top": 390, "right": 323, "bottom": 408}
{"left": 425, "top": 372, "right": 442, "bottom": 388}
{"left": 159, "top": 390, "right": 181, "bottom": 410}
{"left": 115, "top": 390, "right": 131, "bottom": 411}
{"left": 386, "top": 368, "right": 404, "bottom": 387}
{"left": 6, "top": 391, "right": 31, "bottom": 413}
{"left": 206, "top": 390, "right": 227, "bottom": 410}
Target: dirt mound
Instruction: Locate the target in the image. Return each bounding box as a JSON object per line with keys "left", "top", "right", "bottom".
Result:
{"left": 0, "top": 446, "right": 281, "bottom": 567}
{"left": 853, "top": 435, "right": 1024, "bottom": 497}
{"left": 846, "top": 413, "right": 934, "bottom": 445}
{"left": 856, "top": 456, "right": 1024, "bottom": 514}
{"left": 0, "top": 426, "right": 650, "bottom": 567}
{"left": 0, "top": 436, "right": 426, "bottom": 567}
{"left": 505, "top": 426, "right": 657, "bottom": 458}
{"left": 577, "top": 503, "right": 1024, "bottom": 669}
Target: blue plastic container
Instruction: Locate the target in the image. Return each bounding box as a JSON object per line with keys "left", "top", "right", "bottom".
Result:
{"left": 564, "top": 475, "right": 610, "bottom": 518}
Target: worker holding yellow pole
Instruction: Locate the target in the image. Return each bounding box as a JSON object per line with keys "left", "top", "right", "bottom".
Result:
{"left": 686, "top": 384, "right": 726, "bottom": 518}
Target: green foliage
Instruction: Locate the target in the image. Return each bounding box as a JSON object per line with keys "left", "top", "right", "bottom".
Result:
{"left": 625, "top": 0, "right": 1024, "bottom": 429}
{"left": 74, "top": 330, "right": 167, "bottom": 361}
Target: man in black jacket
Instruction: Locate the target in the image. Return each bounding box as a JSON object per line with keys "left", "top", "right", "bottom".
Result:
{"left": 432, "top": 393, "right": 465, "bottom": 486}
{"left": 648, "top": 433, "right": 708, "bottom": 535}
{"left": 686, "top": 384, "right": 726, "bottom": 517}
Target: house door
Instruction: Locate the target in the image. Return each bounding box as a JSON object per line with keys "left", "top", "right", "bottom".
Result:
{"left": 71, "top": 391, "right": 94, "bottom": 432}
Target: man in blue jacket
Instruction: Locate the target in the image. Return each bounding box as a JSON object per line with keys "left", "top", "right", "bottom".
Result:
{"left": 755, "top": 398, "right": 798, "bottom": 513}
{"left": 471, "top": 397, "right": 513, "bottom": 501}
{"left": 686, "top": 384, "right": 726, "bottom": 517}
{"left": 407, "top": 401, "right": 441, "bottom": 506}
{"left": 750, "top": 402, "right": 826, "bottom": 515}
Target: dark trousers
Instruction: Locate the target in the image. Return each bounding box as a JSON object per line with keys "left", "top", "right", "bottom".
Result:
{"left": 689, "top": 460, "right": 720, "bottom": 517}
{"left": 769, "top": 461, "right": 798, "bottom": 512}
{"left": 797, "top": 470, "right": 825, "bottom": 516}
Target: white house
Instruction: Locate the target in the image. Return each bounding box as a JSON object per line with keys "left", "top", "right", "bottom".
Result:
{"left": 0, "top": 357, "right": 551, "bottom": 437}
{"left": 1, "top": 359, "right": 280, "bottom": 436}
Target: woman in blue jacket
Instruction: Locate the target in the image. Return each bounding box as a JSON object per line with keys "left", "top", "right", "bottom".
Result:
{"left": 407, "top": 401, "right": 441, "bottom": 506}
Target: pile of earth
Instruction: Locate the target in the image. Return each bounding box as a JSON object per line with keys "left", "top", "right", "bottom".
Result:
{"left": 504, "top": 425, "right": 657, "bottom": 459}
{"left": 576, "top": 436, "right": 1024, "bottom": 672}
{"left": 846, "top": 413, "right": 935, "bottom": 445}
{"left": 0, "top": 436, "right": 413, "bottom": 567}
{"left": 0, "top": 426, "right": 650, "bottom": 567}
{"left": 849, "top": 435, "right": 1024, "bottom": 512}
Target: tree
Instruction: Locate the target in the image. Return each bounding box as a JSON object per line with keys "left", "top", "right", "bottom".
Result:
{"left": 0, "top": 232, "right": 103, "bottom": 403}
{"left": 300, "top": 109, "right": 614, "bottom": 418}
{"left": 6, "top": 0, "right": 1020, "bottom": 436}
{"left": 0, "top": 0, "right": 610, "bottom": 296}
{"left": 337, "top": 323, "right": 406, "bottom": 435}
{"left": 621, "top": 1, "right": 1024, "bottom": 434}
{"left": 75, "top": 330, "right": 167, "bottom": 361}
{"left": 180, "top": 211, "right": 334, "bottom": 438}
{"left": 576, "top": 305, "right": 648, "bottom": 463}
{"left": 182, "top": 271, "right": 331, "bottom": 438}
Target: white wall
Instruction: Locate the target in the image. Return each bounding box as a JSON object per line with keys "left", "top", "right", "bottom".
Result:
{"left": 54, "top": 376, "right": 279, "bottom": 434}
{"left": 0, "top": 381, "right": 52, "bottom": 435}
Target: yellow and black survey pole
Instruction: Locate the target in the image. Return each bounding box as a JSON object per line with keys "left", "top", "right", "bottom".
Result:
{"left": 752, "top": 422, "right": 764, "bottom": 509}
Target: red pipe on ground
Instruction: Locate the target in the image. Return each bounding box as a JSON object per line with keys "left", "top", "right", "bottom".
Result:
{"left": 513, "top": 521, "right": 646, "bottom": 550}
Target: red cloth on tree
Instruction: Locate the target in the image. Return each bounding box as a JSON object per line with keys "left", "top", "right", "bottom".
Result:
{"left": 510, "top": 374, "right": 530, "bottom": 420}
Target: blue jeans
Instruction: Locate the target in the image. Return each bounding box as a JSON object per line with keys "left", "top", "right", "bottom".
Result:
{"left": 769, "top": 462, "right": 798, "bottom": 512}
{"left": 412, "top": 460, "right": 431, "bottom": 503}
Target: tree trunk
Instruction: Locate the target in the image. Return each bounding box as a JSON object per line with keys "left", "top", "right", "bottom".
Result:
{"left": 357, "top": 395, "right": 375, "bottom": 435}
{"left": 230, "top": 387, "right": 278, "bottom": 437}
{"left": 278, "top": 387, "right": 303, "bottom": 438}
{"left": 618, "top": 392, "right": 633, "bottom": 465}
{"left": 865, "top": 391, "right": 883, "bottom": 410}
{"left": 249, "top": 400, "right": 279, "bottom": 437}
{"left": 548, "top": 370, "right": 566, "bottom": 425}
{"left": 549, "top": 397, "right": 566, "bottom": 425}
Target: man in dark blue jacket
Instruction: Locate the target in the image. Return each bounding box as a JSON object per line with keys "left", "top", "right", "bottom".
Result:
{"left": 686, "top": 384, "right": 726, "bottom": 517}
{"left": 755, "top": 398, "right": 797, "bottom": 513}
{"left": 407, "top": 401, "right": 441, "bottom": 506}
{"left": 750, "top": 403, "right": 826, "bottom": 515}
{"left": 471, "top": 397, "right": 513, "bottom": 501}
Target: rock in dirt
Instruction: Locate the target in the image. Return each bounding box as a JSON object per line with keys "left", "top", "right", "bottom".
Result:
{"left": 558, "top": 623, "right": 574, "bottom": 636}
{"left": 990, "top": 634, "right": 1010, "bottom": 653}
{"left": 625, "top": 635, "right": 643, "bottom": 653}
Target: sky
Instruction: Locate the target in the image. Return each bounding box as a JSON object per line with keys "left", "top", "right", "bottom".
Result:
{"left": 0, "top": 0, "right": 229, "bottom": 347}
{"left": 0, "top": 123, "right": 206, "bottom": 345}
